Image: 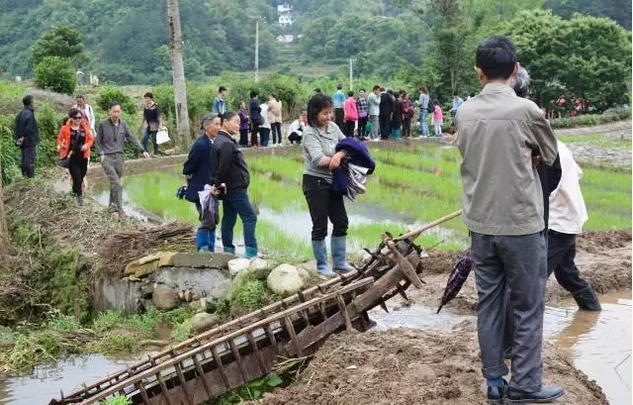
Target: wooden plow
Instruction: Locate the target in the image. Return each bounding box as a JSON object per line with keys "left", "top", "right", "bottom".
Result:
{"left": 49, "top": 210, "right": 462, "bottom": 405}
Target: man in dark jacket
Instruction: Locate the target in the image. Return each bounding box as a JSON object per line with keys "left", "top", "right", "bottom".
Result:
{"left": 379, "top": 88, "right": 394, "bottom": 140}
{"left": 14, "top": 95, "right": 39, "bottom": 178}
{"left": 183, "top": 113, "right": 222, "bottom": 252}
{"left": 211, "top": 112, "right": 258, "bottom": 259}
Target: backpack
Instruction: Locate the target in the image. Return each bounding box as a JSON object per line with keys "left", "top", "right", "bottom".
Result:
{"left": 427, "top": 103, "right": 434, "bottom": 114}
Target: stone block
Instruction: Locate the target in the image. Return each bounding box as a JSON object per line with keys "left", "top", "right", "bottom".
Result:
{"left": 171, "top": 252, "right": 233, "bottom": 269}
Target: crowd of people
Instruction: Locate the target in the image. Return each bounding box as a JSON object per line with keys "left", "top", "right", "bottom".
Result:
{"left": 12, "top": 33, "right": 609, "bottom": 404}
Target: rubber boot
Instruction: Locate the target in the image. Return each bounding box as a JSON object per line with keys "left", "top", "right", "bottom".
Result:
{"left": 196, "top": 229, "right": 210, "bottom": 252}
{"left": 331, "top": 236, "right": 355, "bottom": 272}
{"left": 223, "top": 246, "right": 236, "bottom": 255}
{"left": 207, "top": 229, "right": 216, "bottom": 253}
{"left": 245, "top": 246, "right": 258, "bottom": 259}
{"left": 572, "top": 285, "right": 602, "bottom": 311}
{"left": 312, "top": 240, "right": 335, "bottom": 277}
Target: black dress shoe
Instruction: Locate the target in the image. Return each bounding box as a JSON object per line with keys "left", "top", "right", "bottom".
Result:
{"left": 488, "top": 379, "right": 507, "bottom": 405}
{"left": 507, "top": 385, "right": 564, "bottom": 403}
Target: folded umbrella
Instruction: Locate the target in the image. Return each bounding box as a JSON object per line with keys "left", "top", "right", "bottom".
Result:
{"left": 437, "top": 249, "right": 473, "bottom": 313}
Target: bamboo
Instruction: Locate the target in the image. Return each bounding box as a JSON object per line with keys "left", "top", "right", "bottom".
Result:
{"left": 394, "top": 209, "right": 462, "bottom": 242}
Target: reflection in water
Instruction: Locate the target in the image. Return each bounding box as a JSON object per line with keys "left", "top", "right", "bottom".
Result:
{"left": 0, "top": 354, "right": 142, "bottom": 405}
{"left": 546, "top": 291, "right": 632, "bottom": 405}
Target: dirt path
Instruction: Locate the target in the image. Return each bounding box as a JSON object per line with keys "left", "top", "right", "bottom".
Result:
{"left": 554, "top": 120, "right": 632, "bottom": 139}
{"left": 255, "top": 323, "right": 608, "bottom": 405}
{"left": 412, "top": 230, "right": 632, "bottom": 313}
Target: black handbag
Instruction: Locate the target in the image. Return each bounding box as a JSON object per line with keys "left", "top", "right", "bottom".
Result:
{"left": 58, "top": 156, "right": 70, "bottom": 168}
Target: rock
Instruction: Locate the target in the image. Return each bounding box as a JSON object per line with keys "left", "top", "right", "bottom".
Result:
{"left": 152, "top": 284, "right": 180, "bottom": 310}
{"left": 296, "top": 260, "right": 317, "bottom": 273}
{"left": 153, "top": 267, "right": 232, "bottom": 301}
{"left": 250, "top": 258, "right": 269, "bottom": 271}
{"left": 296, "top": 267, "right": 311, "bottom": 282}
{"left": 140, "top": 283, "right": 154, "bottom": 299}
{"left": 184, "top": 289, "right": 193, "bottom": 303}
{"left": 158, "top": 252, "right": 178, "bottom": 267}
{"left": 172, "top": 252, "right": 233, "bottom": 269}
{"left": 267, "top": 264, "right": 305, "bottom": 296}
{"left": 191, "top": 312, "right": 221, "bottom": 334}
{"left": 124, "top": 253, "right": 163, "bottom": 277}
{"left": 189, "top": 300, "right": 202, "bottom": 310}
{"left": 229, "top": 258, "right": 252, "bottom": 277}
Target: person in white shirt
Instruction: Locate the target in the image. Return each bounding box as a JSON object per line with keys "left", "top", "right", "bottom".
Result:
{"left": 259, "top": 102, "right": 271, "bottom": 147}
{"left": 287, "top": 111, "right": 307, "bottom": 145}
{"left": 547, "top": 140, "right": 601, "bottom": 310}
{"left": 74, "top": 94, "right": 96, "bottom": 135}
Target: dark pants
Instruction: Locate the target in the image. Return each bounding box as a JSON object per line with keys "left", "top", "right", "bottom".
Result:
{"left": 344, "top": 120, "right": 356, "bottom": 137}
{"left": 239, "top": 129, "right": 249, "bottom": 147}
{"left": 334, "top": 108, "right": 344, "bottom": 131}
{"left": 302, "top": 174, "right": 348, "bottom": 241}
{"left": 250, "top": 123, "right": 260, "bottom": 147}
{"left": 20, "top": 145, "right": 36, "bottom": 178}
{"left": 471, "top": 231, "right": 547, "bottom": 393}
{"left": 68, "top": 156, "right": 88, "bottom": 197}
{"left": 142, "top": 129, "right": 158, "bottom": 155}
{"left": 221, "top": 188, "right": 257, "bottom": 251}
{"left": 548, "top": 231, "right": 590, "bottom": 293}
{"left": 271, "top": 122, "right": 282, "bottom": 144}
{"left": 259, "top": 127, "right": 271, "bottom": 147}
{"left": 358, "top": 116, "right": 368, "bottom": 138}
{"left": 288, "top": 132, "right": 302, "bottom": 144}
{"left": 379, "top": 115, "right": 390, "bottom": 139}
{"left": 402, "top": 117, "right": 412, "bottom": 137}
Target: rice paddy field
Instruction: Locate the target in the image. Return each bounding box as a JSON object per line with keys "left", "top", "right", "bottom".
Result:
{"left": 95, "top": 133, "right": 632, "bottom": 262}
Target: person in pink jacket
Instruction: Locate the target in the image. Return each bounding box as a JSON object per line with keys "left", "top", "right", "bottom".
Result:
{"left": 432, "top": 100, "right": 443, "bottom": 137}
{"left": 343, "top": 91, "right": 358, "bottom": 137}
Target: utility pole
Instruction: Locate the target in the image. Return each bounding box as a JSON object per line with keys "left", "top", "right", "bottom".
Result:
{"left": 255, "top": 18, "right": 260, "bottom": 82}
{"left": 167, "top": 0, "right": 191, "bottom": 150}
{"left": 349, "top": 58, "right": 356, "bottom": 92}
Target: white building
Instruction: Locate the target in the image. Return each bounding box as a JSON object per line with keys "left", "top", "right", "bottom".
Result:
{"left": 277, "top": 3, "right": 293, "bottom": 27}
{"left": 276, "top": 35, "right": 294, "bottom": 43}
{"left": 277, "top": 3, "right": 292, "bottom": 13}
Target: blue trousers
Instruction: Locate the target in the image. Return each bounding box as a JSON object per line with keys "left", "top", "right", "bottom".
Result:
{"left": 221, "top": 189, "right": 258, "bottom": 251}
{"left": 419, "top": 110, "right": 429, "bottom": 136}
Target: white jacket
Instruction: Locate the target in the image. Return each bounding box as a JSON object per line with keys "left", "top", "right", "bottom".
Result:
{"left": 548, "top": 141, "right": 588, "bottom": 235}
{"left": 259, "top": 103, "right": 271, "bottom": 129}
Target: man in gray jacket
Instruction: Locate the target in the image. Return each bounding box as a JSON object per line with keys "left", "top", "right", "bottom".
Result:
{"left": 455, "top": 36, "right": 562, "bottom": 404}
{"left": 97, "top": 102, "right": 149, "bottom": 213}
{"left": 367, "top": 85, "right": 381, "bottom": 140}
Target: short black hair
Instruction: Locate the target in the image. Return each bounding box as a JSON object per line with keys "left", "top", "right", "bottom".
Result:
{"left": 22, "top": 95, "right": 33, "bottom": 107}
{"left": 219, "top": 86, "right": 227, "bottom": 93}
{"left": 306, "top": 94, "right": 333, "bottom": 128}
{"left": 470, "top": 92, "right": 476, "bottom": 98}
{"left": 336, "top": 83, "right": 343, "bottom": 90}
{"left": 144, "top": 92, "right": 154, "bottom": 99}
{"left": 314, "top": 88, "right": 321, "bottom": 93}
{"left": 250, "top": 90, "right": 258, "bottom": 99}
{"left": 476, "top": 36, "right": 517, "bottom": 80}
{"left": 109, "top": 102, "right": 122, "bottom": 110}
{"left": 68, "top": 107, "right": 82, "bottom": 118}
{"left": 453, "top": 92, "right": 459, "bottom": 96}
{"left": 372, "top": 85, "right": 381, "bottom": 91}
{"left": 359, "top": 88, "right": 366, "bottom": 92}
{"left": 220, "top": 111, "right": 238, "bottom": 125}
{"left": 75, "top": 94, "right": 85, "bottom": 100}
{"left": 347, "top": 90, "right": 354, "bottom": 97}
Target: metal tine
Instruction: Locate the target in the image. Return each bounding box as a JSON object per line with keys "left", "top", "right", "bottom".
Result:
{"left": 192, "top": 354, "right": 214, "bottom": 400}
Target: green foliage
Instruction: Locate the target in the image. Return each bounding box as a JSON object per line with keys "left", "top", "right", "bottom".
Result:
{"left": 549, "top": 108, "right": 632, "bottom": 129}
{"left": 100, "top": 396, "right": 132, "bottom": 405}
{"left": 503, "top": 10, "right": 632, "bottom": 111}
{"left": 96, "top": 86, "right": 136, "bottom": 115}
{"left": 27, "top": 25, "right": 85, "bottom": 68}
{"left": 33, "top": 56, "right": 76, "bottom": 95}
{"left": 544, "top": 0, "right": 632, "bottom": 30}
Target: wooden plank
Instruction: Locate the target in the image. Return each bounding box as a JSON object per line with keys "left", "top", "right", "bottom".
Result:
{"left": 228, "top": 339, "right": 247, "bottom": 384}
{"left": 173, "top": 361, "right": 195, "bottom": 405}
{"left": 191, "top": 355, "right": 214, "bottom": 400}
{"left": 284, "top": 316, "right": 302, "bottom": 357}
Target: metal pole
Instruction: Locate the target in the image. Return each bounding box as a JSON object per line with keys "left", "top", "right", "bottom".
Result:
{"left": 255, "top": 18, "right": 260, "bottom": 82}
{"left": 349, "top": 58, "right": 353, "bottom": 91}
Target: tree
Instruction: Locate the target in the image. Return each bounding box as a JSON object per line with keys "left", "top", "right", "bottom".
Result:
{"left": 33, "top": 56, "right": 76, "bottom": 95}
{"left": 167, "top": 0, "right": 191, "bottom": 150}
{"left": 0, "top": 140, "right": 9, "bottom": 258}
{"left": 27, "top": 25, "right": 85, "bottom": 68}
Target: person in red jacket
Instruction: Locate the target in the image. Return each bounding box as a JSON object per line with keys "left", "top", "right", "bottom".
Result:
{"left": 343, "top": 91, "right": 358, "bottom": 137}
{"left": 57, "top": 108, "right": 94, "bottom": 205}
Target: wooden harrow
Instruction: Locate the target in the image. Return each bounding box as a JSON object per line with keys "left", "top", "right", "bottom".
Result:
{"left": 49, "top": 210, "right": 462, "bottom": 405}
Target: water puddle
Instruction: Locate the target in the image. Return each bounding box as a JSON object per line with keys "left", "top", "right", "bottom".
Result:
{"left": 0, "top": 354, "right": 143, "bottom": 405}
{"left": 370, "top": 290, "right": 632, "bottom": 405}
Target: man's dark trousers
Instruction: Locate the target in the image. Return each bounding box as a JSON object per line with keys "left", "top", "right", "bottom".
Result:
{"left": 472, "top": 231, "right": 547, "bottom": 393}
{"left": 20, "top": 145, "right": 36, "bottom": 178}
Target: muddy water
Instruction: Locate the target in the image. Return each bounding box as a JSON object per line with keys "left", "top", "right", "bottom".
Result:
{"left": 0, "top": 354, "right": 143, "bottom": 405}
{"left": 370, "top": 291, "right": 632, "bottom": 405}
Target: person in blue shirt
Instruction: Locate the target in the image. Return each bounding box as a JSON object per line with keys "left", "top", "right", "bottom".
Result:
{"left": 332, "top": 84, "right": 346, "bottom": 131}
{"left": 450, "top": 92, "right": 464, "bottom": 117}
{"left": 211, "top": 86, "right": 228, "bottom": 115}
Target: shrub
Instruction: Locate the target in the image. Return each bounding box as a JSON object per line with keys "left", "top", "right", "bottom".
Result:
{"left": 95, "top": 85, "right": 136, "bottom": 115}
{"left": 33, "top": 56, "right": 76, "bottom": 95}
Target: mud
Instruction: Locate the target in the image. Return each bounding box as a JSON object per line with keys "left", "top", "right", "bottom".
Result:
{"left": 412, "top": 230, "right": 632, "bottom": 313}
{"left": 255, "top": 322, "right": 608, "bottom": 405}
